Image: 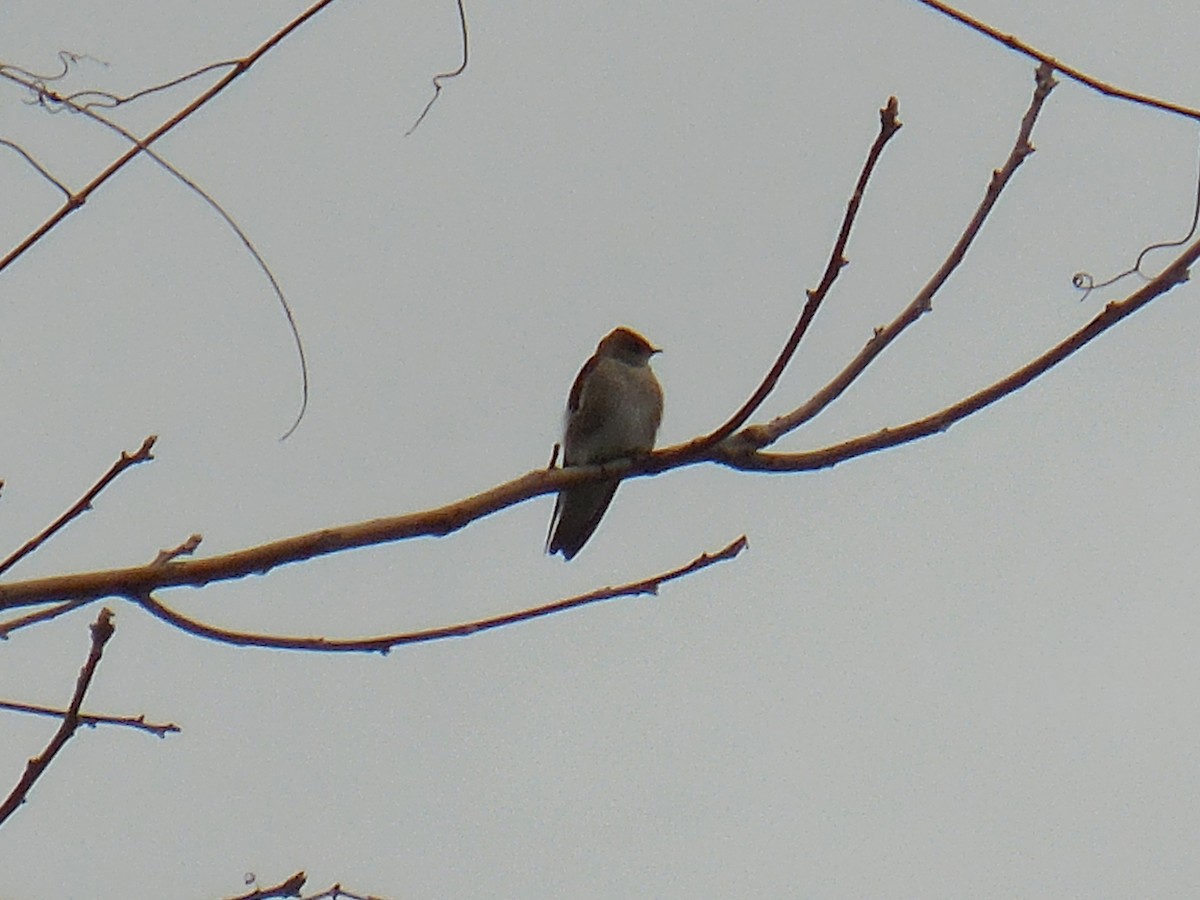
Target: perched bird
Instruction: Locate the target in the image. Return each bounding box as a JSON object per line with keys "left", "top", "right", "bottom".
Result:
{"left": 546, "top": 327, "right": 664, "bottom": 560}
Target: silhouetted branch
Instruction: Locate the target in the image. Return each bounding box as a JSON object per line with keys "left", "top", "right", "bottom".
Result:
{"left": 0, "top": 699, "right": 179, "bottom": 738}
{"left": 0, "top": 608, "right": 115, "bottom": 826}
{"left": 0, "top": 0, "right": 337, "bottom": 277}
{"left": 0, "top": 44, "right": 1186, "bottom": 643}
{"left": 719, "top": 249, "right": 1195, "bottom": 471}
{"left": 0, "top": 599, "right": 91, "bottom": 637}
{"left": 916, "top": 0, "right": 1200, "bottom": 121}
{"left": 132, "top": 536, "right": 747, "bottom": 652}
{"left": 691, "top": 96, "right": 902, "bottom": 451}
{"left": 0, "top": 64, "right": 1160, "bottom": 616}
{"left": 0, "top": 2, "right": 335, "bottom": 437}
{"left": 736, "top": 63, "right": 1057, "bottom": 450}
{"left": 0, "top": 435, "right": 157, "bottom": 577}
{"left": 0, "top": 137, "right": 71, "bottom": 197}
{"left": 1, "top": 76, "right": 309, "bottom": 441}
{"left": 67, "top": 60, "right": 240, "bottom": 110}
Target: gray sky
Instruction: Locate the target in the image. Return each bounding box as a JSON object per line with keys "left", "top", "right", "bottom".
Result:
{"left": 3, "top": 1, "right": 1200, "bottom": 897}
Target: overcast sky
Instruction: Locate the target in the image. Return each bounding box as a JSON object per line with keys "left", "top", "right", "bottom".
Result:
{"left": 3, "top": 1, "right": 1200, "bottom": 897}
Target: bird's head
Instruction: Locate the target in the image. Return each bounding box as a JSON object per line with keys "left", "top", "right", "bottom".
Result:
{"left": 598, "top": 327, "right": 661, "bottom": 365}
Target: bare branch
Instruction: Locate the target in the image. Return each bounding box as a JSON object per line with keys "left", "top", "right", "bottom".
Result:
{"left": 64, "top": 60, "right": 240, "bottom": 110}
{"left": 132, "top": 536, "right": 747, "bottom": 652}
{"left": 0, "top": 699, "right": 179, "bottom": 738}
{"left": 0, "top": 608, "right": 116, "bottom": 826}
{"left": 0, "top": 465, "right": 571, "bottom": 611}
{"left": 0, "top": 55, "right": 1180, "bottom": 628}
{"left": 687, "top": 96, "right": 902, "bottom": 452}
{"left": 916, "top": 0, "right": 1200, "bottom": 121}
{"left": 0, "top": 3, "right": 337, "bottom": 437}
{"left": 0, "top": 436, "right": 157, "bottom": 577}
{"left": 736, "top": 63, "right": 1057, "bottom": 450}
{"left": 0, "top": 599, "right": 92, "bottom": 638}
{"left": 0, "top": 137, "right": 72, "bottom": 197}
{"left": 0, "top": 0, "right": 338, "bottom": 278}
{"left": 1, "top": 64, "right": 310, "bottom": 439}
{"left": 719, "top": 249, "right": 1196, "bottom": 471}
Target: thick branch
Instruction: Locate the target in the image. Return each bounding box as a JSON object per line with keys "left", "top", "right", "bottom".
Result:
{"left": 0, "top": 57, "right": 1184, "bottom": 620}
{"left": 0, "top": 69, "right": 1181, "bottom": 616}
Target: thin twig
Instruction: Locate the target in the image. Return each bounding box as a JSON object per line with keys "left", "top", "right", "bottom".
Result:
{"left": 0, "top": 138, "right": 72, "bottom": 197}
{"left": 0, "top": 598, "right": 92, "bottom": 638}
{"left": 0, "top": 1, "right": 337, "bottom": 435}
{"left": 916, "top": 0, "right": 1200, "bottom": 121}
{"left": 406, "top": 0, "right": 469, "bottom": 136}
{"left": 735, "top": 64, "right": 1057, "bottom": 450}
{"left": 133, "top": 536, "right": 747, "bottom": 653}
{"left": 66, "top": 61, "right": 240, "bottom": 110}
{"left": 0, "top": 700, "right": 179, "bottom": 738}
{"left": 721, "top": 251, "right": 1195, "bottom": 471}
{"left": 0, "top": 436, "right": 157, "bottom": 577}
{"left": 0, "top": 0, "right": 338, "bottom": 277}
{"left": 0, "top": 59, "right": 1180, "bottom": 617}
{"left": 0, "top": 608, "right": 116, "bottom": 826}
{"left": 684, "top": 97, "right": 902, "bottom": 454}
{"left": 1073, "top": 134, "right": 1200, "bottom": 299}
{"left": 0, "top": 50, "right": 98, "bottom": 85}
{"left": 2, "top": 68, "right": 310, "bottom": 439}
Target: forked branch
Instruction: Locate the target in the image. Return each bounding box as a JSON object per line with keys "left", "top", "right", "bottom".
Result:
{"left": 0, "top": 609, "right": 115, "bottom": 826}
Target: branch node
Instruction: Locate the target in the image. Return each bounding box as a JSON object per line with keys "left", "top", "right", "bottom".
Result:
{"left": 91, "top": 607, "right": 115, "bottom": 643}
{"left": 151, "top": 534, "right": 203, "bottom": 567}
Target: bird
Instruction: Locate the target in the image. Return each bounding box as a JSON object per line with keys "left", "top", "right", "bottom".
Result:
{"left": 546, "top": 326, "right": 664, "bottom": 560}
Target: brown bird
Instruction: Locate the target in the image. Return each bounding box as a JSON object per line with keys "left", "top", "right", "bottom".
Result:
{"left": 546, "top": 327, "right": 664, "bottom": 560}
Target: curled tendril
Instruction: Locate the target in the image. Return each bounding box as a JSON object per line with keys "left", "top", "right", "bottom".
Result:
{"left": 1071, "top": 265, "right": 1150, "bottom": 302}
{"left": 1075, "top": 126, "right": 1200, "bottom": 301}
{"left": 1, "top": 50, "right": 104, "bottom": 84}
{"left": 406, "top": 0, "right": 469, "bottom": 136}
{"left": 3, "top": 51, "right": 108, "bottom": 111}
